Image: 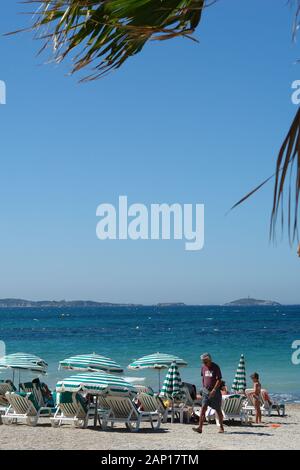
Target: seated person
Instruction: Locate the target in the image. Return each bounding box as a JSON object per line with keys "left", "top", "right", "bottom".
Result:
{"left": 220, "top": 381, "right": 229, "bottom": 395}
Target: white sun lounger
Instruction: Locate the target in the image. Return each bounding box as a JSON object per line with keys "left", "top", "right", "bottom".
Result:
{"left": 244, "top": 389, "right": 271, "bottom": 417}
{"left": 137, "top": 392, "right": 168, "bottom": 423}
{"left": 3, "top": 392, "right": 54, "bottom": 426}
{"left": 217, "top": 394, "right": 248, "bottom": 424}
{"left": 102, "top": 395, "right": 161, "bottom": 432}
{"left": 261, "top": 389, "right": 285, "bottom": 416}
{"left": 205, "top": 394, "right": 248, "bottom": 424}
{"left": 50, "top": 392, "right": 95, "bottom": 428}
{"left": 0, "top": 382, "right": 14, "bottom": 413}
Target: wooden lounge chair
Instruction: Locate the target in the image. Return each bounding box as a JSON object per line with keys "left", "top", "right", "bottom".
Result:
{"left": 2, "top": 391, "right": 54, "bottom": 426}
{"left": 102, "top": 395, "right": 161, "bottom": 432}
{"left": 50, "top": 391, "right": 95, "bottom": 428}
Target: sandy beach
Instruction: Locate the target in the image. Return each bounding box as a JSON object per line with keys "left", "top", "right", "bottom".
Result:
{"left": 0, "top": 404, "right": 299, "bottom": 450}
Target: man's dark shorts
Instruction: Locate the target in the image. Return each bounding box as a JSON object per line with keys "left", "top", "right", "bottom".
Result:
{"left": 201, "top": 388, "right": 222, "bottom": 412}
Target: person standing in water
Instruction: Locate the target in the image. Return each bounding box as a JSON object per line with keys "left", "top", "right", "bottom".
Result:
{"left": 193, "top": 353, "right": 224, "bottom": 434}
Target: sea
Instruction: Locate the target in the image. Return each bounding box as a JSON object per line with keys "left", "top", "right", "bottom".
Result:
{"left": 0, "top": 305, "right": 299, "bottom": 402}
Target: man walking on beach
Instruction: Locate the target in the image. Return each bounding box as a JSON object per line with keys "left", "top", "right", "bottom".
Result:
{"left": 193, "top": 353, "right": 224, "bottom": 434}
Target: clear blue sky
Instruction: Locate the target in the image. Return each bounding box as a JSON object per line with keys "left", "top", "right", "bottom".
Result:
{"left": 0, "top": 0, "right": 299, "bottom": 304}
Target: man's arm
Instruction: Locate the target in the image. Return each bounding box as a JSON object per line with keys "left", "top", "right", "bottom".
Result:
{"left": 209, "top": 366, "right": 222, "bottom": 397}
{"left": 209, "top": 379, "right": 221, "bottom": 397}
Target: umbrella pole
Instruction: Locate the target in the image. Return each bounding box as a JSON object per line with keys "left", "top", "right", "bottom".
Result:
{"left": 94, "top": 395, "right": 98, "bottom": 427}
{"left": 158, "top": 370, "right": 161, "bottom": 391}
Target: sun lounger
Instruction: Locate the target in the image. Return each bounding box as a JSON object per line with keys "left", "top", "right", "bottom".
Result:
{"left": 137, "top": 392, "right": 168, "bottom": 423}
{"left": 2, "top": 391, "right": 54, "bottom": 426}
{"left": 261, "top": 389, "right": 285, "bottom": 417}
{"left": 182, "top": 384, "right": 201, "bottom": 407}
{"left": 205, "top": 394, "right": 248, "bottom": 424}
{"left": 0, "top": 382, "right": 13, "bottom": 410}
{"left": 50, "top": 391, "right": 95, "bottom": 428}
{"left": 217, "top": 394, "right": 248, "bottom": 424}
{"left": 244, "top": 389, "right": 270, "bottom": 416}
{"left": 20, "top": 381, "right": 44, "bottom": 407}
{"left": 134, "top": 384, "right": 154, "bottom": 395}
{"left": 102, "top": 395, "right": 161, "bottom": 432}
{"left": 96, "top": 395, "right": 114, "bottom": 425}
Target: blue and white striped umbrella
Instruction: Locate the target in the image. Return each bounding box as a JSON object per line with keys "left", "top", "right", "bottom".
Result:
{"left": 59, "top": 353, "right": 123, "bottom": 374}
{"left": 0, "top": 353, "right": 48, "bottom": 374}
{"left": 56, "top": 372, "right": 135, "bottom": 396}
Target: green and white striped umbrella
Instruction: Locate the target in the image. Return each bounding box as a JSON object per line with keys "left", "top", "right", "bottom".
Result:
{"left": 59, "top": 353, "right": 123, "bottom": 374}
{"left": 0, "top": 353, "right": 48, "bottom": 374}
{"left": 56, "top": 372, "right": 135, "bottom": 396}
{"left": 128, "top": 353, "right": 187, "bottom": 390}
{"left": 160, "top": 362, "right": 184, "bottom": 400}
{"left": 128, "top": 353, "right": 187, "bottom": 370}
{"left": 232, "top": 353, "right": 246, "bottom": 393}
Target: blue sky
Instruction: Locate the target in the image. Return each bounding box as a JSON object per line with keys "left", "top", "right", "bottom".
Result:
{"left": 0, "top": 0, "right": 300, "bottom": 304}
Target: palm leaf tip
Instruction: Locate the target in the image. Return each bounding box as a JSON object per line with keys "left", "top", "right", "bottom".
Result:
{"left": 20, "top": 0, "right": 207, "bottom": 80}
{"left": 230, "top": 108, "right": 300, "bottom": 246}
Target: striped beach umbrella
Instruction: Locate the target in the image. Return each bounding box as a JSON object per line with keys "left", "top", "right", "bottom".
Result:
{"left": 59, "top": 353, "right": 123, "bottom": 374}
{"left": 128, "top": 352, "right": 187, "bottom": 389}
{"left": 0, "top": 353, "right": 48, "bottom": 375}
{"left": 232, "top": 353, "right": 247, "bottom": 393}
{"left": 160, "top": 362, "right": 184, "bottom": 400}
{"left": 56, "top": 372, "right": 135, "bottom": 396}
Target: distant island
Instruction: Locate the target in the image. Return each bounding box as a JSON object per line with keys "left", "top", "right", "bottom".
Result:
{"left": 224, "top": 297, "right": 281, "bottom": 306}
{"left": 0, "top": 298, "right": 140, "bottom": 308}
{"left": 157, "top": 303, "right": 186, "bottom": 307}
{"left": 0, "top": 298, "right": 284, "bottom": 309}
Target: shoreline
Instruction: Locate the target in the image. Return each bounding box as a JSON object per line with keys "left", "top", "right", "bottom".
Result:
{"left": 0, "top": 404, "right": 299, "bottom": 450}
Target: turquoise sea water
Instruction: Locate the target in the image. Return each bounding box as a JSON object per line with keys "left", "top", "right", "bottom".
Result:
{"left": 0, "top": 305, "right": 299, "bottom": 401}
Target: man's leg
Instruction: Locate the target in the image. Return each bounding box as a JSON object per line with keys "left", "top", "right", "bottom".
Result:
{"left": 193, "top": 404, "right": 207, "bottom": 433}
{"left": 216, "top": 409, "right": 224, "bottom": 433}
{"left": 198, "top": 404, "right": 208, "bottom": 432}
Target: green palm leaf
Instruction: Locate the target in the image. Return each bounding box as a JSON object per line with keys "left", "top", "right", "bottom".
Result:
{"left": 19, "top": 0, "right": 205, "bottom": 80}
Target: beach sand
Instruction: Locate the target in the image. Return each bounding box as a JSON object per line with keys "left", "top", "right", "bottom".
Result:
{"left": 0, "top": 404, "right": 299, "bottom": 450}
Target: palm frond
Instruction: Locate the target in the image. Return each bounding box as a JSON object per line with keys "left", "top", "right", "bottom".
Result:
{"left": 230, "top": 109, "right": 300, "bottom": 245}
{"left": 231, "top": 1, "right": 300, "bottom": 247}
{"left": 16, "top": 0, "right": 207, "bottom": 80}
